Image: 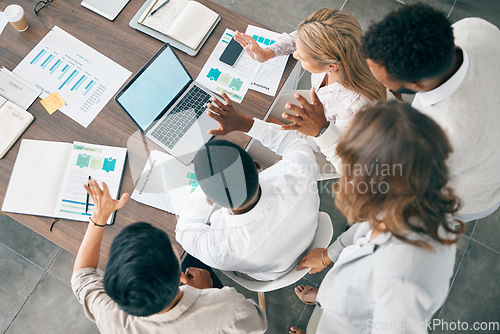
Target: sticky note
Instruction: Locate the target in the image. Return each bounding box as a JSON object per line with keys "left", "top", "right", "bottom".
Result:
{"left": 40, "top": 91, "right": 65, "bottom": 115}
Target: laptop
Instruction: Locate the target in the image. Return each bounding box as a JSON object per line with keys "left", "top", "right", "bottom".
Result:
{"left": 115, "top": 44, "right": 219, "bottom": 165}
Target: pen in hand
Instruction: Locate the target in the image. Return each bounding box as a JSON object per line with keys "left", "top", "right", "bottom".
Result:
{"left": 85, "top": 176, "right": 91, "bottom": 215}
{"left": 150, "top": 0, "right": 170, "bottom": 16}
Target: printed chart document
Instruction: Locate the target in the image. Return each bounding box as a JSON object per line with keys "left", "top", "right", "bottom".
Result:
{"left": 13, "top": 26, "right": 132, "bottom": 128}
{"left": 245, "top": 25, "right": 289, "bottom": 96}
{"left": 196, "top": 29, "right": 261, "bottom": 103}
{"left": 2, "top": 139, "right": 127, "bottom": 224}
{"left": 132, "top": 150, "right": 198, "bottom": 215}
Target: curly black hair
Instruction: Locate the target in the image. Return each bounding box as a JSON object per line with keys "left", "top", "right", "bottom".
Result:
{"left": 361, "top": 3, "right": 455, "bottom": 82}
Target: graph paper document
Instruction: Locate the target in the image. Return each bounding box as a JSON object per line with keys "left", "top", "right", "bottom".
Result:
{"left": 196, "top": 28, "right": 261, "bottom": 103}
{"left": 131, "top": 150, "right": 199, "bottom": 215}
{"left": 2, "top": 139, "right": 127, "bottom": 225}
{"left": 13, "top": 26, "right": 131, "bottom": 127}
{"left": 245, "top": 25, "right": 289, "bottom": 96}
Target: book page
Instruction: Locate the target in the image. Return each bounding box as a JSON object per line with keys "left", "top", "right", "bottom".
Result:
{"left": 131, "top": 150, "right": 198, "bottom": 216}
{"left": 53, "top": 142, "right": 127, "bottom": 223}
{"left": 2, "top": 140, "right": 71, "bottom": 217}
{"left": 165, "top": 1, "right": 219, "bottom": 49}
{"left": 140, "top": 0, "right": 189, "bottom": 36}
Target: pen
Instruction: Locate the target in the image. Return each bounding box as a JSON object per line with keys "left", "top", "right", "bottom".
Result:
{"left": 150, "top": 0, "right": 170, "bottom": 16}
{"left": 85, "top": 176, "right": 91, "bottom": 215}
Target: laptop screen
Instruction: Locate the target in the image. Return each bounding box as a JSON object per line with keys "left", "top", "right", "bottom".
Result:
{"left": 115, "top": 45, "right": 192, "bottom": 131}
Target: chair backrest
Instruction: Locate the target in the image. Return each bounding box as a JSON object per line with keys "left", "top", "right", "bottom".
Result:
{"left": 221, "top": 211, "right": 334, "bottom": 292}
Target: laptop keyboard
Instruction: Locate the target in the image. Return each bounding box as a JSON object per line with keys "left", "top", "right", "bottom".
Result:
{"left": 150, "top": 86, "right": 212, "bottom": 149}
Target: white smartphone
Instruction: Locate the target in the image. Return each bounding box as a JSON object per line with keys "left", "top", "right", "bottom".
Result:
{"left": 81, "top": 0, "right": 130, "bottom": 21}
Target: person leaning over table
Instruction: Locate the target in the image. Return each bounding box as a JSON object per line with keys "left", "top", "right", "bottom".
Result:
{"left": 71, "top": 180, "right": 267, "bottom": 334}
{"left": 285, "top": 101, "right": 465, "bottom": 334}
{"left": 175, "top": 91, "right": 319, "bottom": 281}
{"left": 361, "top": 4, "right": 500, "bottom": 222}
{"left": 234, "top": 8, "right": 386, "bottom": 172}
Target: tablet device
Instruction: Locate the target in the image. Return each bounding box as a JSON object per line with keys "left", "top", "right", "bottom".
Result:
{"left": 81, "top": 0, "right": 130, "bottom": 21}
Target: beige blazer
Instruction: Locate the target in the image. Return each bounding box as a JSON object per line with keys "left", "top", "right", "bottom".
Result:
{"left": 317, "top": 221, "right": 456, "bottom": 334}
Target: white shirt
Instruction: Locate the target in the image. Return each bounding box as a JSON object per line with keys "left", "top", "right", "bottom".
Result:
{"left": 71, "top": 268, "right": 267, "bottom": 334}
{"left": 412, "top": 18, "right": 500, "bottom": 215}
{"left": 176, "top": 119, "right": 319, "bottom": 281}
{"left": 317, "top": 222, "right": 456, "bottom": 334}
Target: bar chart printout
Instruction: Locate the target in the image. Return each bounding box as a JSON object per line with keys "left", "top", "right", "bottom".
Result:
{"left": 54, "top": 142, "right": 127, "bottom": 223}
{"left": 245, "top": 25, "right": 289, "bottom": 96}
{"left": 196, "top": 28, "right": 261, "bottom": 103}
{"left": 131, "top": 150, "right": 199, "bottom": 216}
{"left": 13, "top": 26, "right": 132, "bottom": 127}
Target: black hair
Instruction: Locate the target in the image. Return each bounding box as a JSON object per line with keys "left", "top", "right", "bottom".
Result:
{"left": 193, "top": 140, "right": 259, "bottom": 209}
{"left": 104, "top": 222, "right": 180, "bottom": 317}
{"left": 361, "top": 3, "right": 455, "bottom": 82}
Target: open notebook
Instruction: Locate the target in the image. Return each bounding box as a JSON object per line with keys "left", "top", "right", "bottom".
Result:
{"left": 138, "top": 0, "right": 219, "bottom": 50}
{"left": 2, "top": 140, "right": 127, "bottom": 225}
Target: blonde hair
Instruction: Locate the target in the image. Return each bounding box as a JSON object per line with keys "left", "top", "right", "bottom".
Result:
{"left": 297, "top": 9, "right": 386, "bottom": 102}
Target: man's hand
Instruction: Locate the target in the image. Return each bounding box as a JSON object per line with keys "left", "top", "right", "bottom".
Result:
{"left": 296, "top": 248, "right": 332, "bottom": 274}
{"left": 181, "top": 267, "right": 214, "bottom": 289}
{"left": 234, "top": 31, "right": 274, "bottom": 63}
{"left": 84, "top": 179, "right": 128, "bottom": 224}
{"left": 207, "top": 92, "right": 254, "bottom": 135}
{"left": 281, "top": 88, "right": 329, "bottom": 137}
{"left": 74, "top": 180, "right": 128, "bottom": 273}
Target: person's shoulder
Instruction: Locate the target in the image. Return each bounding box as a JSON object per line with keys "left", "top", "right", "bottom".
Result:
{"left": 373, "top": 233, "right": 455, "bottom": 277}
{"left": 192, "top": 286, "right": 258, "bottom": 315}
{"left": 71, "top": 267, "right": 102, "bottom": 289}
{"left": 453, "top": 18, "right": 500, "bottom": 43}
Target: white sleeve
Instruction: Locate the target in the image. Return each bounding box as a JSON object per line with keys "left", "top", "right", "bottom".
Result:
{"left": 313, "top": 122, "right": 343, "bottom": 174}
{"left": 246, "top": 118, "right": 317, "bottom": 171}
{"left": 326, "top": 223, "right": 361, "bottom": 262}
{"left": 175, "top": 188, "right": 229, "bottom": 268}
{"left": 268, "top": 31, "right": 297, "bottom": 57}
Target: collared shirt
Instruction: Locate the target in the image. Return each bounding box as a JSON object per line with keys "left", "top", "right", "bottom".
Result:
{"left": 411, "top": 18, "right": 500, "bottom": 216}
{"left": 414, "top": 48, "right": 470, "bottom": 108}
{"left": 317, "top": 222, "right": 456, "bottom": 334}
{"left": 71, "top": 267, "right": 267, "bottom": 334}
{"left": 176, "top": 119, "right": 319, "bottom": 281}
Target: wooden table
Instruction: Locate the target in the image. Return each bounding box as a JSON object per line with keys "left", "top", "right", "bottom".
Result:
{"left": 0, "top": 0, "right": 296, "bottom": 268}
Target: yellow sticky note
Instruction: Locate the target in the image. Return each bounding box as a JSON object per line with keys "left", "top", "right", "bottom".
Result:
{"left": 40, "top": 91, "right": 66, "bottom": 115}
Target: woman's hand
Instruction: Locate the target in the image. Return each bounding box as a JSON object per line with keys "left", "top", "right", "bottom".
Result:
{"left": 84, "top": 180, "right": 128, "bottom": 225}
{"left": 234, "top": 31, "right": 274, "bottom": 63}
{"left": 281, "top": 88, "right": 330, "bottom": 137}
{"left": 296, "top": 247, "right": 333, "bottom": 274}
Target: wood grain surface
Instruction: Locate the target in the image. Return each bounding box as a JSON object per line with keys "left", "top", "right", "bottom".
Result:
{"left": 0, "top": 0, "right": 296, "bottom": 269}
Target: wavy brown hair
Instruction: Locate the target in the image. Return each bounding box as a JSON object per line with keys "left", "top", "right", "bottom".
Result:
{"left": 334, "top": 101, "right": 464, "bottom": 247}
{"left": 297, "top": 8, "right": 386, "bottom": 102}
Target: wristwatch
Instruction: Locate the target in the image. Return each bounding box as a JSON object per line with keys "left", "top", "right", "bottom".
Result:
{"left": 317, "top": 123, "right": 329, "bottom": 137}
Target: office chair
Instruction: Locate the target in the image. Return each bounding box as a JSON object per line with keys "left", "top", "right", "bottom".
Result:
{"left": 221, "top": 211, "right": 334, "bottom": 314}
